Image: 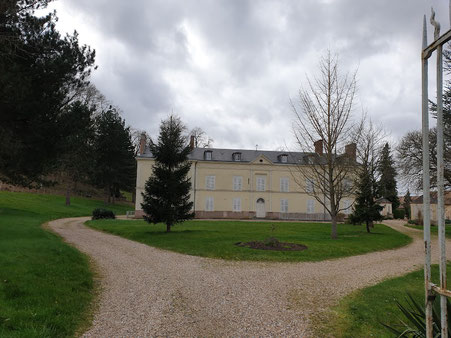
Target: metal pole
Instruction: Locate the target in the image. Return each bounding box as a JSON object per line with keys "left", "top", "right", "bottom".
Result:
{"left": 436, "top": 24, "right": 448, "bottom": 338}
{"left": 422, "top": 14, "right": 433, "bottom": 338}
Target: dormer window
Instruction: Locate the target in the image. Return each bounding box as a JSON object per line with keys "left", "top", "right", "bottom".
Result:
{"left": 204, "top": 150, "right": 212, "bottom": 160}
{"left": 232, "top": 152, "right": 241, "bottom": 161}
{"left": 278, "top": 154, "right": 288, "bottom": 163}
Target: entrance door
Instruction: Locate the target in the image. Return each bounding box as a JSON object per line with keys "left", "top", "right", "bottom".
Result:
{"left": 256, "top": 198, "right": 266, "bottom": 218}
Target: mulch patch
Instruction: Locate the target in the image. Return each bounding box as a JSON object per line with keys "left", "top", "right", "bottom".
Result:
{"left": 235, "top": 240, "right": 308, "bottom": 251}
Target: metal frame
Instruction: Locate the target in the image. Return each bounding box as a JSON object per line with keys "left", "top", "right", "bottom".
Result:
{"left": 422, "top": 5, "right": 451, "bottom": 337}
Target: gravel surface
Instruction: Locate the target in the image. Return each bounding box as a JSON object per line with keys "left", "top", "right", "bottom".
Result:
{"left": 48, "top": 218, "right": 449, "bottom": 337}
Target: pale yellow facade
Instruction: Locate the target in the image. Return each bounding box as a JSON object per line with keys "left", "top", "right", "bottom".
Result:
{"left": 135, "top": 151, "right": 354, "bottom": 220}
{"left": 411, "top": 203, "right": 451, "bottom": 223}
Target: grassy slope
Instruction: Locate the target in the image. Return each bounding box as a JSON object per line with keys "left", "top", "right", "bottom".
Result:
{"left": 0, "top": 191, "right": 130, "bottom": 338}
{"left": 320, "top": 264, "right": 450, "bottom": 337}
{"left": 87, "top": 219, "right": 412, "bottom": 262}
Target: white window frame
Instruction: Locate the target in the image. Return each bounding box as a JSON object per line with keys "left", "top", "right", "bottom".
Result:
{"left": 343, "top": 199, "right": 352, "bottom": 215}
{"left": 280, "top": 199, "right": 288, "bottom": 213}
{"left": 206, "top": 175, "right": 215, "bottom": 190}
{"left": 307, "top": 199, "right": 315, "bottom": 214}
{"left": 256, "top": 176, "right": 266, "bottom": 191}
{"left": 233, "top": 198, "right": 241, "bottom": 212}
{"left": 280, "top": 177, "right": 289, "bottom": 192}
{"left": 205, "top": 197, "right": 214, "bottom": 211}
{"left": 233, "top": 176, "right": 243, "bottom": 191}
{"left": 306, "top": 178, "right": 314, "bottom": 193}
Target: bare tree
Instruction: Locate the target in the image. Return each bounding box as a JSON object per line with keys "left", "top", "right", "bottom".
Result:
{"left": 189, "top": 127, "right": 214, "bottom": 148}
{"left": 291, "top": 51, "right": 358, "bottom": 239}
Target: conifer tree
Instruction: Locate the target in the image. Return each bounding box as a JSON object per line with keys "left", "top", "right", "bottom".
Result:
{"left": 141, "top": 116, "right": 194, "bottom": 232}
{"left": 377, "top": 143, "right": 400, "bottom": 210}
{"left": 403, "top": 190, "right": 412, "bottom": 220}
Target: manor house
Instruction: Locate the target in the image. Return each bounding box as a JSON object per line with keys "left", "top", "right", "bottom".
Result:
{"left": 134, "top": 136, "right": 356, "bottom": 220}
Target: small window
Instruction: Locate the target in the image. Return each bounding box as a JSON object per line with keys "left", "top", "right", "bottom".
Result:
{"left": 205, "top": 197, "right": 214, "bottom": 211}
{"left": 305, "top": 178, "right": 314, "bottom": 193}
{"left": 279, "top": 154, "right": 288, "bottom": 163}
{"left": 233, "top": 176, "right": 243, "bottom": 191}
{"left": 280, "top": 199, "right": 288, "bottom": 213}
{"left": 343, "top": 178, "right": 352, "bottom": 192}
{"left": 206, "top": 176, "right": 215, "bottom": 190}
{"left": 343, "top": 199, "right": 352, "bottom": 215}
{"left": 280, "top": 177, "right": 289, "bottom": 192}
{"left": 307, "top": 199, "right": 315, "bottom": 213}
{"left": 232, "top": 152, "right": 241, "bottom": 161}
{"left": 233, "top": 198, "right": 241, "bottom": 212}
{"left": 204, "top": 151, "right": 212, "bottom": 160}
{"left": 256, "top": 176, "right": 266, "bottom": 191}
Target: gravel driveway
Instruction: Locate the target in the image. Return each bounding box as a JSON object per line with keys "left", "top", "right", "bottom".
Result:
{"left": 48, "top": 218, "right": 449, "bottom": 337}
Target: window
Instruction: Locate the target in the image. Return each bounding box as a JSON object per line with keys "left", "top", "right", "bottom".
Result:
{"left": 306, "top": 178, "right": 314, "bottom": 193}
{"left": 343, "top": 178, "right": 352, "bottom": 192}
{"left": 204, "top": 151, "right": 212, "bottom": 160}
{"left": 280, "top": 177, "right": 289, "bottom": 192}
{"left": 233, "top": 198, "right": 241, "bottom": 212}
{"left": 206, "top": 176, "right": 215, "bottom": 190}
{"left": 232, "top": 152, "right": 241, "bottom": 161}
{"left": 256, "top": 176, "right": 266, "bottom": 191}
{"left": 279, "top": 154, "right": 288, "bottom": 163}
{"left": 307, "top": 199, "right": 315, "bottom": 213}
{"left": 280, "top": 199, "right": 288, "bottom": 213}
{"left": 343, "top": 199, "right": 352, "bottom": 215}
{"left": 233, "top": 176, "right": 242, "bottom": 191}
{"left": 205, "top": 197, "right": 214, "bottom": 211}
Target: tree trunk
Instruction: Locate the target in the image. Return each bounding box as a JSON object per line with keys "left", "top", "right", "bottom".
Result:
{"left": 366, "top": 221, "right": 371, "bottom": 233}
{"left": 331, "top": 215, "right": 338, "bottom": 239}
{"left": 166, "top": 223, "right": 171, "bottom": 232}
{"left": 65, "top": 187, "right": 71, "bottom": 206}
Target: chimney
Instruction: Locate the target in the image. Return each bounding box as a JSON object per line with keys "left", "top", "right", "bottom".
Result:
{"left": 139, "top": 133, "right": 147, "bottom": 155}
{"left": 345, "top": 143, "right": 356, "bottom": 160}
{"left": 314, "top": 139, "right": 323, "bottom": 155}
{"left": 190, "top": 135, "right": 195, "bottom": 150}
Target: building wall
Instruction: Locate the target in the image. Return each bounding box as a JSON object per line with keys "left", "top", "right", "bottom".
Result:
{"left": 411, "top": 203, "right": 451, "bottom": 222}
{"left": 135, "top": 157, "right": 354, "bottom": 220}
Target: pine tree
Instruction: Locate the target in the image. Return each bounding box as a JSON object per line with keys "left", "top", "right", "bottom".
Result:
{"left": 350, "top": 162, "right": 383, "bottom": 233}
{"left": 404, "top": 190, "right": 412, "bottom": 220}
{"left": 91, "top": 107, "right": 136, "bottom": 203}
{"left": 141, "top": 116, "right": 194, "bottom": 232}
{"left": 377, "top": 143, "right": 400, "bottom": 210}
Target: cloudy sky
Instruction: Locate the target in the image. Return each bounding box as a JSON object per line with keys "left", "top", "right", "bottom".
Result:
{"left": 44, "top": 0, "right": 449, "bottom": 150}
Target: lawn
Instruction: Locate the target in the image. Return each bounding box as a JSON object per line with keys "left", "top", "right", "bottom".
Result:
{"left": 319, "top": 264, "right": 450, "bottom": 337}
{"left": 0, "top": 191, "right": 131, "bottom": 338}
{"left": 405, "top": 223, "right": 451, "bottom": 237}
{"left": 87, "top": 219, "right": 412, "bottom": 262}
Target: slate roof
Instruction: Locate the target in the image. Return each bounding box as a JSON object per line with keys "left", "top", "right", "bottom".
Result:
{"left": 411, "top": 192, "right": 451, "bottom": 205}
{"left": 138, "top": 146, "right": 312, "bottom": 165}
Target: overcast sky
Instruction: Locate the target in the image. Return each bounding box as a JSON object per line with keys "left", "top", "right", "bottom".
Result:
{"left": 44, "top": 0, "right": 449, "bottom": 151}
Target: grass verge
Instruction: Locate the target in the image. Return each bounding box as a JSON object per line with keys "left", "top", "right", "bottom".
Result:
{"left": 0, "top": 191, "right": 130, "bottom": 337}
{"left": 318, "top": 264, "right": 450, "bottom": 337}
{"left": 404, "top": 223, "right": 451, "bottom": 237}
{"left": 87, "top": 219, "right": 412, "bottom": 262}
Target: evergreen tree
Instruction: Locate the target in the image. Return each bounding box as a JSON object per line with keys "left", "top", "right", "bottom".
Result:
{"left": 350, "top": 160, "right": 383, "bottom": 233}
{"left": 91, "top": 107, "right": 136, "bottom": 203}
{"left": 0, "top": 0, "right": 96, "bottom": 185}
{"left": 377, "top": 143, "right": 400, "bottom": 210}
{"left": 141, "top": 116, "right": 194, "bottom": 232}
{"left": 404, "top": 190, "right": 412, "bottom": 220}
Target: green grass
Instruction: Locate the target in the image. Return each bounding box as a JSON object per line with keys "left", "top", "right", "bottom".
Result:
{"left": 405, "top": 223, "right": 451, "bottom": 237}
{"left": 0, "top": 191, "right": 130, "bottom": 338}
{"left": 319, "top": 264, "right": 450, "bottom": 337}
{"left": 87, "top": 219, "right": 412, "bottom": 262}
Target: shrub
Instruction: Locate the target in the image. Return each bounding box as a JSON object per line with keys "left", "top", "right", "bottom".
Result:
{"left": 92, "top": 208, "right": 116, "bottom": 220}
{"left": 408, "top": 219, "right": 417, "bottom": 225}
{"left": 393, "top": 209, "right": 405, "bottom": 219}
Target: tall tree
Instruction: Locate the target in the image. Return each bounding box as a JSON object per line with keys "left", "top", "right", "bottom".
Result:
{"left": 91, "top": 107, "right": 136, "bottom": 203}
{"left": 188, "top": 127, "right": 214, "bottom": 148}
{"left": 0, "top": 0, "right": 96, "bottom": 185}
{"left": 377, "top": 143, "right": 400, "bottom": 210}
{"left": 404, "top": 190, "right": 412, "bottom": 220}
{"left": 350, "top": 122, "right": 384, "bottom": 232}
{"left": 141, "top": 116, "right": 194, "bottom": 232}
{"left": 291, "top": 51, "right": 358, "bottom": 239}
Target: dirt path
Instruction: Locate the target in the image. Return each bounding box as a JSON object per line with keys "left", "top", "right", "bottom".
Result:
{"left": 48, "top": 218, "right": 447, "bottom": 337}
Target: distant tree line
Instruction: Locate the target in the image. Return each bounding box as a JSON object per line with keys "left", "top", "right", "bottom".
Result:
{"left": 0, "top": 0, "right": 136, "bottom": 204}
